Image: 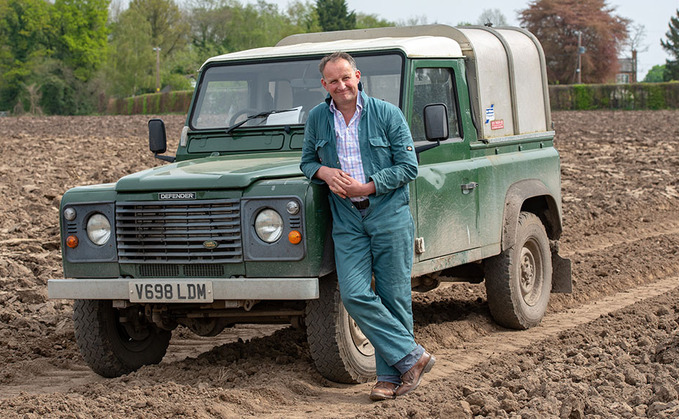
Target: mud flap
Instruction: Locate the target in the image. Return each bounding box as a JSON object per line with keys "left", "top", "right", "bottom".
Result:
{"left": 551, "top": 252, "right": 572, "bottom": 293}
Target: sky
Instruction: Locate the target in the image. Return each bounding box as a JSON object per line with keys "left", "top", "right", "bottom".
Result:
{"left": 244, "top": 0, "right": 678, "bottom": 80}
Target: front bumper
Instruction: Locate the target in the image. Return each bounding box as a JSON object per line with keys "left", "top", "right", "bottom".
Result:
{"left": 48, "top": 277, "right": 319, "bottom": 300}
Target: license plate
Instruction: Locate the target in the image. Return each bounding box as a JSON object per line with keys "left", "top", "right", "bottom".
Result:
{"left": 129, "top": 281, "right": 213, "bottom": 303}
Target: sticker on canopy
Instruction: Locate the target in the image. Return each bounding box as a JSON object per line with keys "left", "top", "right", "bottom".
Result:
{"left": 491, "top": 120, "right": 505, "bottom": 130}
{"left": 484, "top": 104, "right": 495, "bottom": 123}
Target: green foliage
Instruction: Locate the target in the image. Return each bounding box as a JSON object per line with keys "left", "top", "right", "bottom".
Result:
{"left": 188, "top": 0, "right": 303, "bottom": 59}
{"left": 128, "top": 0, "right": 188, "bottom": 56}
{"left": 105, "top": 7, "right": 154, "bottom": 97}
{"left": 550, "top": 82, "right": 679, "bottom": 110}
{"left": 0, "top": 0, "right": 52, "bottom": 111}
{"left": 661, "top": 9, "right": 679, "bottom": 81}
{"left": 0, "top": 0, "right": 108, "bottom": 113}
{"left": 643, "top": 65, "right": 665, "bottom": 83}
{"left": 162, "top": 72, "right": 191, "bottom": 92}
{"left": 285, "top": 0, "right": 321, "bottom": 32}
{"left": 316, "top": 0, "right": 355, "bottom": 32}
{"left": 355, "top": 12, "right": 392, "bottom": 29}
{"left": 0, "top": 0, "right": 432, "bottom": 114}
{"left": 647, "top": 84, "right": 666, "bottom": 109}
{"left": 51, "top": 0, "right": 110, "bottom": 81}
{"left": 572, "top": 84, "right": 594, "bottom": 110}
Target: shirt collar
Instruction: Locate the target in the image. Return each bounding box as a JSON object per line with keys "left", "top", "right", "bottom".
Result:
{"left": 329, "top": 93, "right": 363, "bottom": 114}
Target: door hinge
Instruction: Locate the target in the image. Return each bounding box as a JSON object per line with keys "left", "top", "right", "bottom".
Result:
{"left": 415, "top": 237, "right": 426, "bottom": 254}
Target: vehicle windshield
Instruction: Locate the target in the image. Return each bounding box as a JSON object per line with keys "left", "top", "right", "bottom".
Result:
{"left": 190, "top": 54, "right": 404, "bottom": 130}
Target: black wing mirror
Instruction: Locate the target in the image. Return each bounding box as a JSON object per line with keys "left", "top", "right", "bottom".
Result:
{"left": 148, "top": 119, "right": 175, "bottom": 162}
{"left": 415, "top": 103, "right": 449, "bottom": 157}
{"left": 424, "top": 103, "right": 449, "bottom": 141}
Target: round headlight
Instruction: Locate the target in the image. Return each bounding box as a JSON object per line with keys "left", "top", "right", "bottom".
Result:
{"left": 86, "top": 213, "right": 111, "bottom": 245}
{"left": 255, "top": 209, "right": 283, "bottom": 243}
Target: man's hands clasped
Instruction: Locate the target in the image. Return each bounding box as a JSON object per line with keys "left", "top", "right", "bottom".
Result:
{"left": 316, "top": 166, "right": 376, "bottom": 199}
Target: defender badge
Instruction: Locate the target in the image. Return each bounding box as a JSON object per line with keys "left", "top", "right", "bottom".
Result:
{"left": 159, "top": 192, "right": 196, "bottom": 200}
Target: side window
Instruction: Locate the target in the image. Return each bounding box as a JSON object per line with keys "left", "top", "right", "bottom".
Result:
{"left": 410, "top": 68, "right": 460, "bottom": 142}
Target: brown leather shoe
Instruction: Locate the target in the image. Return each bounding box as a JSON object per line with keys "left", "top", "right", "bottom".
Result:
{"left": 395, "top": 351, "right": 436, "bottom": 396}
{"left": 369, "top": 381, "right": 399, "bottom": 401}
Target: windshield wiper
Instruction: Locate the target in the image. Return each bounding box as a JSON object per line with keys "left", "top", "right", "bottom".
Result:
{"left": 225, "top": 108, "right": 298, "bottom": 134}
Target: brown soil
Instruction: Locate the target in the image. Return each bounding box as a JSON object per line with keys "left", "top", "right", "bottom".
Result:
{"left": 1, "top": 110, "right": 678, "bottom": 418}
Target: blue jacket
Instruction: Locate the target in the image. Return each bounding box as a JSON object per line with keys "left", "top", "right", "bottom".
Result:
{"left": 300, "top": 90, "right": 418, "bottom": 213}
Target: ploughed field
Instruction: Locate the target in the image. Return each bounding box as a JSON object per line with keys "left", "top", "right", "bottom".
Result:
{"left": 1, "top": 111, "right": 678, "bottom": 418}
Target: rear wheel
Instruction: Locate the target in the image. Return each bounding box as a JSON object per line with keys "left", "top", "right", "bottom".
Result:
{"left": 485, "top": 212, "right": 552, "bottom": 329}
{"left": 73, "top": 299, "right": 171, "bottom": 378}
{"left": 305, "top": 275, "right": 375, "bottom": 383}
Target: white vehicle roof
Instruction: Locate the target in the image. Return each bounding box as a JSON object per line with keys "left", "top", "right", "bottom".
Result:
{"left": 201, "top": 36, "right": 463, "bottom": 67}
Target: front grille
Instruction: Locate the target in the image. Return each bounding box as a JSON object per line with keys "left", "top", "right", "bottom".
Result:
{"left": 139, "top": 264, "right": 180, "bottom": 277}
{"left": 116, "top": 199, "right": 242, "bottom": 264}
{"left": 138, "top": 264, "right": 224, "bottom": 277}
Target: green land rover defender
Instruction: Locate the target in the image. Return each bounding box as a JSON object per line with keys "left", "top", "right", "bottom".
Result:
{"left": 49, "top": 24, "right": 572, "bottom": 383}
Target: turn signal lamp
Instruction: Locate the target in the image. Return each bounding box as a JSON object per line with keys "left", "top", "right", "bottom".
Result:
{"left": 66, "top": 235, "right": 79, "bottom": 248}
{"left": 288, "top": 230, "right": 302, "bottom": 245}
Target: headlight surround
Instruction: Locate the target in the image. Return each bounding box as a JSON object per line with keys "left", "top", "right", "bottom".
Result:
{"left": 86, "top": 213, "right": 112, "bottom": 246}
{"left": 254, "top": 209, "right": 283, "bottom": 243}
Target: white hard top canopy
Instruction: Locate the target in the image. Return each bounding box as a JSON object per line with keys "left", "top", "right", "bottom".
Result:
{"left": 201, "top": 36, "right": 463, "bottom": 68}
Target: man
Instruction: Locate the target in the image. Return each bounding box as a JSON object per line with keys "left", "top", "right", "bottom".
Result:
{"left": 300, "top": 52, "right": 435, "bottom": 401}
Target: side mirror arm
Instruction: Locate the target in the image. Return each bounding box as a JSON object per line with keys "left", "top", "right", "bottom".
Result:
{"left": 154, "top": 153, "right": 176, "bottom": 163}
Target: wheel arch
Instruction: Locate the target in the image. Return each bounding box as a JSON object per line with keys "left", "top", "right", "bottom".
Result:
{"left": 500, "top": 179, "right": 562, "bottom": 252}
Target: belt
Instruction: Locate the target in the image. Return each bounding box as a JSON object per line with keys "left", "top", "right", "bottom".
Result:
{"left": 353, "top": 199, "right": 370, "bottom": 210}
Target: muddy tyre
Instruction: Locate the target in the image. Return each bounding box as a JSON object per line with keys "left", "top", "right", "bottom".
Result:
{"left": 73, "top": 299, "right": 171, "bottom": 378}
{"left": 305, "top": 275, "right": 375, "bottom": 383}
{"left": 485, "top": 212, "right": 552, "bottom": 330}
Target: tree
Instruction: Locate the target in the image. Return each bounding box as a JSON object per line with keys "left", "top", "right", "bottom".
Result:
{"left": 51, "top": 0, "right": 110, "bottom": 82}
{"left": 661, "top": 9, "right": 679, "bottom": 81}
{"left": 643, "top": 64, "right": 665, "bottom": 83}
{"left": 316, "top": 0, "right": 355, "bottom": 32}
{"left": 285, "top": 0, "right": 321, "bottom": 32}
{"left": 625, "top": 23, "right": 648, "bottom": 55}
{"left": 399, "top": 15, "right": 429, "bottom": 26}
{"left": 0, "top": 0, "right": 53, "bottom": 111}
{"left": 0, "top": 0, "right": 109, "bottom": 113}
{"left": 105, "top": 7, "right": 154, "bottom": 97}
{"left": 128, "top": 0, "right": 189, "bottom": 57}
{"left": 476, "top": 8, "right": 507, "bottom": 27}
{"left": 355, "top": 12, "right": 392, "bottom": 29}
{"left": 519, "top": 0, "right": 629, "bottom": 84}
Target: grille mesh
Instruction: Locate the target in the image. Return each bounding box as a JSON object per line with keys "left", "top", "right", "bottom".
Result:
{"left": 116, "top": 199, "right": 242, "bottom": 264}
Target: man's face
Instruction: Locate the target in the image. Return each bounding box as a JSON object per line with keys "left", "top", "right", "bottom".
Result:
{"left": 321, "top": 58, "right": 361, "bottom": 109}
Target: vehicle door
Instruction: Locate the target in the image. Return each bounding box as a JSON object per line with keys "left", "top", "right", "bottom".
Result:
{"left": 407, "top": 61, "right": 480, "bottom": 261}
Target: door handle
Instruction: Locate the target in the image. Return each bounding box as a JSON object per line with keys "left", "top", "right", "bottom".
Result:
{"left": 461, "top": 182, "right": 478, "bottom": 194}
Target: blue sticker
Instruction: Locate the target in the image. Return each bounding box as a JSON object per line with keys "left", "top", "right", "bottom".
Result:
{"left": 485, "top": 104, "right": 494, "bottom": 124}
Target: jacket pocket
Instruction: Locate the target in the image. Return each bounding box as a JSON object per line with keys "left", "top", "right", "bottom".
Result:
{"left": 315, "top": 138, "right": 330, "bottom": 164}
{"left": 368, "top": 136, "right": 393, "bottom": 170}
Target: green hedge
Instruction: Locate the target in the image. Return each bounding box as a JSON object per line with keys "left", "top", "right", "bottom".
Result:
{"left": 549, "top": 82, "right": 679, "bottom": 110}
{"left": 107, "top": 90, "right": 193, "bottom": 115}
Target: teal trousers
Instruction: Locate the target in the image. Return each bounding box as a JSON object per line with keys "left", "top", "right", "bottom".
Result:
{"left": 329, "top": 190, "right": 417, "bottom": 377}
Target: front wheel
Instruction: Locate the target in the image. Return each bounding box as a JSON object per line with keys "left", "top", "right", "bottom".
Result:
{"left": 73, "top": 300, "right": 171, "bottom": 378}
{"left": 485, "top": 212, "right": 552, "bottom": 330}
{"left": 305, "top": 275, "right": 376, "bottom": 383}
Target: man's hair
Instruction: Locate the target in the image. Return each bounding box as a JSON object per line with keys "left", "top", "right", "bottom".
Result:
{"left": 319, "top": 52, "right": 357, "bottom": 78}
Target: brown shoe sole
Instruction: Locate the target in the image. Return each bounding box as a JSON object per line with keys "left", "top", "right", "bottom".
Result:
{"left": 369, "top": 391, "right": 396, "bottom": 401}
